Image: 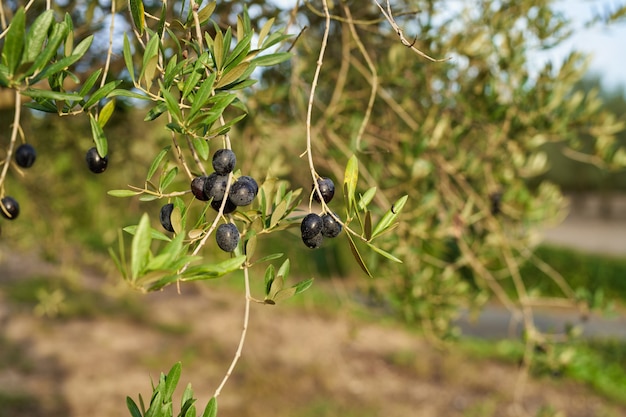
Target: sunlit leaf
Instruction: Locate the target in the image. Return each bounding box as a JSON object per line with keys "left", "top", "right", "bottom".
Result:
{"left": 147, "top": 146, "right": 170, "bottom": 181}
{"left": 89, "top": 113, "right": 108, "bottom": 157}
{"left": 371, "top": 195, "right": 408, "bottom": 239}
{"left": 129, "top": 0, "right": 145, "bottom": 35}
{"left": 130, "top": 213, "right": 152, "bottom": 280}
{"left": 3, "top": 7, "right": 25, "bottom": 76}
{"left": 346, "top": 232, "right": 372, "bottom": 277}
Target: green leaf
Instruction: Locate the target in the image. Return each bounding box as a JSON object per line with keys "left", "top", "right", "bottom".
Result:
{"left": 364, "top": 241, "right": 402, "bottom": 263}
{"left": 343, "top": 155, "right": 359, "bottom": 213}
{"left": 129, "top": 0, "right": 146, "bottom": 35}
{"left": 124, "top": 225, "right": 171, "bottom": 242}
{"left": 127, "top": 397, "right": 142, "bottom": 417}
{"left": 123, "top": 33, "right": 135, "bottom": 83}
{"left": 196, "top": 2, "right": 216, "bottom": 25}
{"left": 108, "top": 189, "right": 141, "bottom": 197}
{"left": 253, "top": 253, "right": 284, "bottom": 265}
{"left": 78, "top": 69, "right": 103, "bottom": 97}
{"left": 28, "top": 21, "right": 68, "bottom": 76}
{"left": 212, "top": 29, "right": 224, "bottom": 70}
{"left": 30, "top": 51, "right": 87, "bottom": 84}
{"left": 189, "top": 72, "right": 216, "bottom": 119}
{"left": 159, "top": 166, "right": 178, "bottom": 191}
{"left": 164, "top": 362, "right": 182, "bottom": 401}
{"left": 202, "top": 397, "right": 218, "bottom": 417}
{"left": 245, "top": 233, "right": 257, "bottom": 261}
{"left": 161, "top": 83, "right": 182, "bottom": 122}
{"left": 270, "top": 199, "right": 287, "bottom": 229}
{"left": 21, "top": 89, "right": 81, "bottom": 101}
{"left": 147, "top": 146, "right": 170, "bottom": 181}
{"left": 277, "top": 258, "right": 290, "bottom": 281}
{"left": 3, "top": 7, "right": 25, "bottom": 76}
{"left": 264, "top": 264, "right": 276, "bottom": 297}
{"left": 346, "top": 233, "right": 372, "bottom": 278}
{"left": 358, "top": 187, "right": 377, "bottom": 211}
{"left": 182, "top": 255, "right": 246, "bottom": 280}
{"left": 364, "top": 210, "right": 372, "bottom": 241}
{"left": 192, "top": 137, "right": 209, "bottom": 160}
{"left": 257, "top": 17, "right": 275, "bottom": 48}
{"left": 83, "top": 80, "right": 122, "bottom": 109}
{"left": 89, "top": 113, "right": 108, "bottom": 157}
{"left": 23, "top": 10, "right": 55, "bottom": 64}
{"left": 370, "top": 195, "right": 408, "bottom": 239}
{"left": 215, "top": 62, "right": 250, "bottom": 89}
{"left": 251, "top": 52, "right": 291, "bottom": 67}
{"left": 99, "top": 99, "right": 116, "bottom": 128}
{"left": 141, "top": 34, "right": 160, "bottom": 86}
{"left": 144, "top": 102, "right": 168, "bottom": 121}
{"left": 130, "top": 213, "right": 153, "bottom": 281}
{"left": 109, "top": 89, "right": 149, "bottom": 101}
{"left": 294, "top": 277, "right": 314, "bottom": 295}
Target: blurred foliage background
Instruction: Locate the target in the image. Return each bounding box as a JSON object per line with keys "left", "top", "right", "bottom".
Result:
{"left": 1, "top": 0, "right": 626, "bottom": 335}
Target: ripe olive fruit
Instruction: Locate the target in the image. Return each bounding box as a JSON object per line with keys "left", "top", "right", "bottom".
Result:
{"left": 15, "top": 143, "right": 36, "bottom": 168}
{"left": 321, "top": 213, "right": 342, "bottom": 238}
{"left": 229, "top": 178, "right": 257, "bottom": 206}
{"left": 312, "top": 177, "right": 335, "bottom": 204}
{"left": 0, "top": 196, "right": 20, "bottom": 220}
{"left": 300, "top": 213, "right": 323, "bottom": 240}
{"left": 302, "top": 233, "right": 324, "bottom": 249}
{"left": 212, "top": 149, "right": 236, "bottom": 175}
{"left": 211, "top": 198, "right": 237, "bottom": 214}
{"left": 191, "top": 176, "right": 210, "bottom": 201}
{"left": 238, "top": 175, "right": 259, "bottom": 195}
{"left": 159, "top": 203, "right": 175, "bottom": 233}
{"left": 203, "top": 172, "right": 229, "bottom": 201}
{"left": 216, "top": 223, "right": 240, "bottom": 252}
{"left": 86, "top": 147, "right": 108, "bottom": 173}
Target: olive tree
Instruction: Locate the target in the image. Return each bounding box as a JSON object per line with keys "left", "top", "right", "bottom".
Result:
{"left": 1, "top": 0, "right": 625, "bottom": 416}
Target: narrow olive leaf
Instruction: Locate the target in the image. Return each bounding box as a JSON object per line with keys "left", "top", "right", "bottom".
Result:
{"left": 3, "top": 7, "right": 26, "bottom": 76}
{"left": 29, "top": 21, "right": 68, "bottom": 75}
{"left": 273, "top": 287, "right": 296, "bottom": 303}
{"left": 109, "top": 89, "right": 149, "bottom": 101}
{"left": 160, "top": 83, "right": 182, "bottom": 122}
{"left": 170, "top": 206, "right": 182, "bottom": 234}
{"left": 358, "top": 187, "right": 377, "bottom": 211}
{"left": 215, "top": 62, "right": 250, "bottom": 89}
{"left": 129, "top": 0, "right": 145, "bottom": 35}
{"left": 78, "top": 69, "right": 103, "bottom": 97}
{"left": 130, "top": 213, "right": 152, "bottom": 280}
{"left": 159, "top": 166, "right": 178, "bottom": 191}
{"left": 189, "top": 72, "right": 216, "bottom": 119}
{"left": 294, "top": 277, "right": 314, "bottom": 295}
{"left": 126, "top": 397, "right": 142, "bottom": 417}
{"left": 144, "top": 102, "right": 168, "bottom": 121}
{"left": 270, "top": 199, "right": 287, "bottom": 229}
{"left": 251, "top": 52, "right": 291, "bottom": 67}
{"left": 202, "top": 397, "right": 218, "bottom": 417}
{"left": 147, "top": 146, "right": 170, "bottom": 181}
{"left": 245, "top": 233, "right": 257, "bottom": 262}
{"left": 181, "top": 255, "right": 247, "bottom": 280}
{"left": 164, "top": 362, "right": 182, "bottom": 401}
{"left": 253, "top": 253, "right": 284, "bottom": 265}
{"left": 264, "top": 264, "right": 275, "bottom": 297}
{"left": 224, "top": 32, "right": 253, "bottom": 70}
{"left": 98, "top": 99, "right": 116, "bottom": 128}
{"left": 123, "top": 33, "right": 135, "bottom": 83}
{"left": 370, "top": 195, "right": 408, "bottom": 239}
{"left": 364, "top": 210, "right": 372, "bottom": 241}
{"left": 123, "top": 225, "right": 171, "bottom": 242}
{"left": 108, "top": 247, "right": 128, "bottom": 280}
{"left": 346, "top": 232, "right": 372, "bottom": 278}
{"left": 23, "top": 10, "right": 55, "bottom": 64}
{"left": 276, "top": 258, "right": 290, "bottom": 281}
{"left": 30, "top": 51, "right": 87, "bottom": 84}
{"left": 364, "top": 241, "right": 402, "bottom": 263}
{"left": 89, "top": 113, "right": 108, "bottom": 157}
{"left": 257, "top": 17, "right": 275, "bottom": 48}
{"left": 192, "top": 137, "right": 209, "bottom": 160}
{"left": 141, "top": 34, "right": 160, "bottom": 86}
{"left": 344, "top": 155, "right": 359, "bottom": 212}
{"left": 21, "top": 89, "right": 82, "bottom": 101}
{"left": 197, "top": 1, "right": 216, "bottom": 25}
{"left": 212, "top": 29, "right": 224, "bottom": 70}
{"left": 83, "top": 80, "right": 122, "bottom": 109}
{"left": 108, "top": 189, "right": 141, "bottom": 197}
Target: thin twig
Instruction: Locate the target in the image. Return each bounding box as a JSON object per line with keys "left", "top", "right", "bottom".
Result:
{"left": 213, "top": 265, "right": 252, "bottom": 398}
{"left": 0, "top": 91, "right": 21, "bottom": 194}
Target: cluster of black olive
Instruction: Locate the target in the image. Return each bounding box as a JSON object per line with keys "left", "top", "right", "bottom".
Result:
{"left": 159, "top": 149, "right": 258, "bottom": 253}
{"left": 300, "top": 177, "right": 343, "bottom": 249}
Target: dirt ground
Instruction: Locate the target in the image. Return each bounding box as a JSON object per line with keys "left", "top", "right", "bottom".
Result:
{"left": 1, "top": 248, "right": 625, "bottom": 417}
